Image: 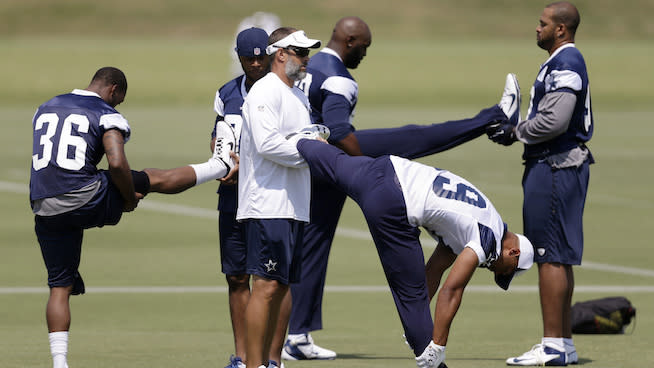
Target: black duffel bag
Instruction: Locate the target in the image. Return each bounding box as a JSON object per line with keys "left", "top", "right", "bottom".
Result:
{"left": 571, "top": 296, "right": 636, "bottom": 334}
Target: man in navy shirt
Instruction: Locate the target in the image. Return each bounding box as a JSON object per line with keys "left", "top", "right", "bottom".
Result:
{"left": 209, "top": 27, "right": 286, "bottom": 368}
{"left": 487, "top": 2, "right": 593, "bottom": 366}
{"left": 31, "top": 66, "right": 236, "bottom": 368}
{"left": 284, "top": 16, "right": 521, "bottom": 361}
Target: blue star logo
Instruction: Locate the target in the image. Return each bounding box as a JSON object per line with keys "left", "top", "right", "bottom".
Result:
{"left": 264, "top": 259, "right": 278, "bottom": 272}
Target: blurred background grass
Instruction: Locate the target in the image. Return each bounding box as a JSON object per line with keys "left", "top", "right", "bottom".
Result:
{"left": 1, "top": 1, "right": 653, "bottom": 367}
{"left": 1, "top": 0, "right": 653, "bottom": 109}
{"left": 2, "top": 0, "right": 653, "bottom": 41}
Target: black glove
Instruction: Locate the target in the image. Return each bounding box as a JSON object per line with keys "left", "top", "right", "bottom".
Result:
{"left": 486, "top": 122, "right": 517, "bottom": 146}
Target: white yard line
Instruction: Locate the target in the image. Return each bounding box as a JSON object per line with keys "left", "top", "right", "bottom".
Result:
{"left": 0, "top": 180, "right": 28, "bottom": 194}
{"left": 2, "top": 285, "right": 654, "bottom": 294}
{"left": 3, "top": 180, "right": 652, "bottom": 280}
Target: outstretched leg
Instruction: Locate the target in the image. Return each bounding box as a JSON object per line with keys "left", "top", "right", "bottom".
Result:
{"left": 138, "top": 122, "right": 237, "bottom": 195}
{"left": 296, "top": 139, "right": 375, "bottom": 197}
{"left": 354, "top": 105, "right": 506, "bottom": 159}
{"left": 139, "top": 154, "right": 231, "bottom": 195}
{"left": 143, "top": 166, "right": 197, "bottom": 194}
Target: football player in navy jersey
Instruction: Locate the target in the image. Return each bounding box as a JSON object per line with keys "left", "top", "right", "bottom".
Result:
{"left": 292, "top": 138, "right": 534, "bottom": 368}
{"left": 284, "top": 16, "right": 521, "bottom": 361}
{"left": 31, "top": 67, "right": 236, "bottom": 368}
{"left": 486, "top": 2, "right": 593, "bottom": 366}
{"left": 208, "top": 27, "right": 283, "bottom": 368}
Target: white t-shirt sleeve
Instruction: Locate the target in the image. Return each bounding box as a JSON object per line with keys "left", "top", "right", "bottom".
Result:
{"left": 243, "top": 93, "right": 306, "bottom": 168}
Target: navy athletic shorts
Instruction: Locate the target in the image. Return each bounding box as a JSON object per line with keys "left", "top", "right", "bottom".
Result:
{"left": 35, "top": 170, "right": 149, "bottom": 294}
{"left": 522, "top": 159, "right": 590, "bottom": 265}
{"left": 243, "top": 219, "right": 304, "bottom": 285}
{"left": 218, "top": 211, "right": 247, "bottom": 275}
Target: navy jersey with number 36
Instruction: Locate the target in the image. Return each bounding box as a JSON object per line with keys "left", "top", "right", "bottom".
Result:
{"left": 30, "top": 90, "right": 130, "bottom": 201}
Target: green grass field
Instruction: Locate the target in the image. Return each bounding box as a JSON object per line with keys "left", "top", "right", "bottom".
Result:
{"left": 2, "top": 1, "right": 654, "bottom": 367}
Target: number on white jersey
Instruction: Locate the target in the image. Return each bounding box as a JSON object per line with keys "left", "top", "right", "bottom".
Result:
{"left": 432, "top": 176, "right": 486, "bottom": 208}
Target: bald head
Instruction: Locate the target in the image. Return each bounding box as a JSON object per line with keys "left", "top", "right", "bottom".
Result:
{"left": 327, "top": 16, "right": 372, "bottom": 69}
{"left": 331, "top": 16, "right": 371, "bottom": 43}
{"left": 547, "top": 1, "right": 580, "bottom": 36}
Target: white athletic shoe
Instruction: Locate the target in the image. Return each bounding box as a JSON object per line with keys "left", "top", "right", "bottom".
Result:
{"left": 224, "top": 355, "right": 246, "bottom": 368}
{"left": 226, "top": 119, "right": 242, "bottom": 154}
{"left": 281, "top": 333, "right": 337, "bottom": 360}
{"left": 506, "top": 343, "right": 567, "bottom": 366}
{"left": 415, "top": 341, "right": 446, "bottom": 368}
{"left": 213, "top": 120, "right": 236, "bottom": 172}
{"left": 267, "top": 359, "right": 284, "bottom": 368}
{"left": 498, "top": 73, "right": 521, "bottom": 126}
{"left": 285, "top": 124, "right": 331, "bottom": 146}
{"left": 566, "top": 349, "right": 578, "bottom": 365}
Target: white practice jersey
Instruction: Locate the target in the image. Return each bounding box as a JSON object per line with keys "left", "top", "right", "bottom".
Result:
{"left": 237, "top": 72, "right": 312, "bottom": 222}
{"left": 390, "top": 156, "right": 506, "bottom": 267}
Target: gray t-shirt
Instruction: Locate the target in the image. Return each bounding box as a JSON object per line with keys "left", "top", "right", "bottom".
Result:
{"left": 32, "top": 180, "right": 101, "bottom": 216}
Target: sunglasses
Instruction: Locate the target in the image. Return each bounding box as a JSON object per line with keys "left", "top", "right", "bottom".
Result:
{"left": 284, "top": 46, "right": 311, "bottom": 58}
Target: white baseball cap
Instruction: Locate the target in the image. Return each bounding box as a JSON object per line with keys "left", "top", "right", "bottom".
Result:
{"left": 494, "top": 233, "right": 534, "bottom": 290}
{"left": 266, "top": 30, "right": 321, "bottom": 55}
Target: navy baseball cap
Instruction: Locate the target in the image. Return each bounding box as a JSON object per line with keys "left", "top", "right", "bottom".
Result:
{"left": 235, "top": 27, "right": 269, "bottom": 57}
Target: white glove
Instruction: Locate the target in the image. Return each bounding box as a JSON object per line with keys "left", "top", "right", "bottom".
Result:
{"left": 415, "top": 341, "right": 446, "bottom": 368}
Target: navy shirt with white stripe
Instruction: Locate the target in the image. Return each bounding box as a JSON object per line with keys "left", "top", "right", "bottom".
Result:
{"left": 525, "top": 44, "right": 593, "bottom": 158}
{"left": 298, "top": 48, "right": 358, "bottom": 143}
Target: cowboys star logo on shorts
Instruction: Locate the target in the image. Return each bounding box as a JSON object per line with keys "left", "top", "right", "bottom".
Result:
{"left": 264, "top": 259, "right": 278, "bottom": 272}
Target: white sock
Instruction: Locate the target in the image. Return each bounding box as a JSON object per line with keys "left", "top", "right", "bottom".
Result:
{"left": 542, "top": 337, "right": 565, "bottom": 351}
{"left": 287, "top": 333, "right": 306, "bottom": 340}
{"left": 49, "top": 331, "right": 69, "bottom": 368}
{"left": 564, "top": 338, "right": 575, "bottom": 352}
{"left": 190, "top": 160, "right": 227, "bottom": 186}
{"left": 429, "top": 341, "right": 446, "bottom": 352}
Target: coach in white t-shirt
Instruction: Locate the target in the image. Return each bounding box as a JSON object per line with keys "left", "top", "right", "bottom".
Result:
{"left": 237, "top": 27, "right": 321, "bottom": 368}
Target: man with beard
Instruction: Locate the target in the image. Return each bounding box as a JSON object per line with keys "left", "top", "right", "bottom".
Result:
{"left": 237, "top": 27, "right": 322, "bottom": 368}
{"left": 486, "top": 2, "right": 593, "bottom": 366}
